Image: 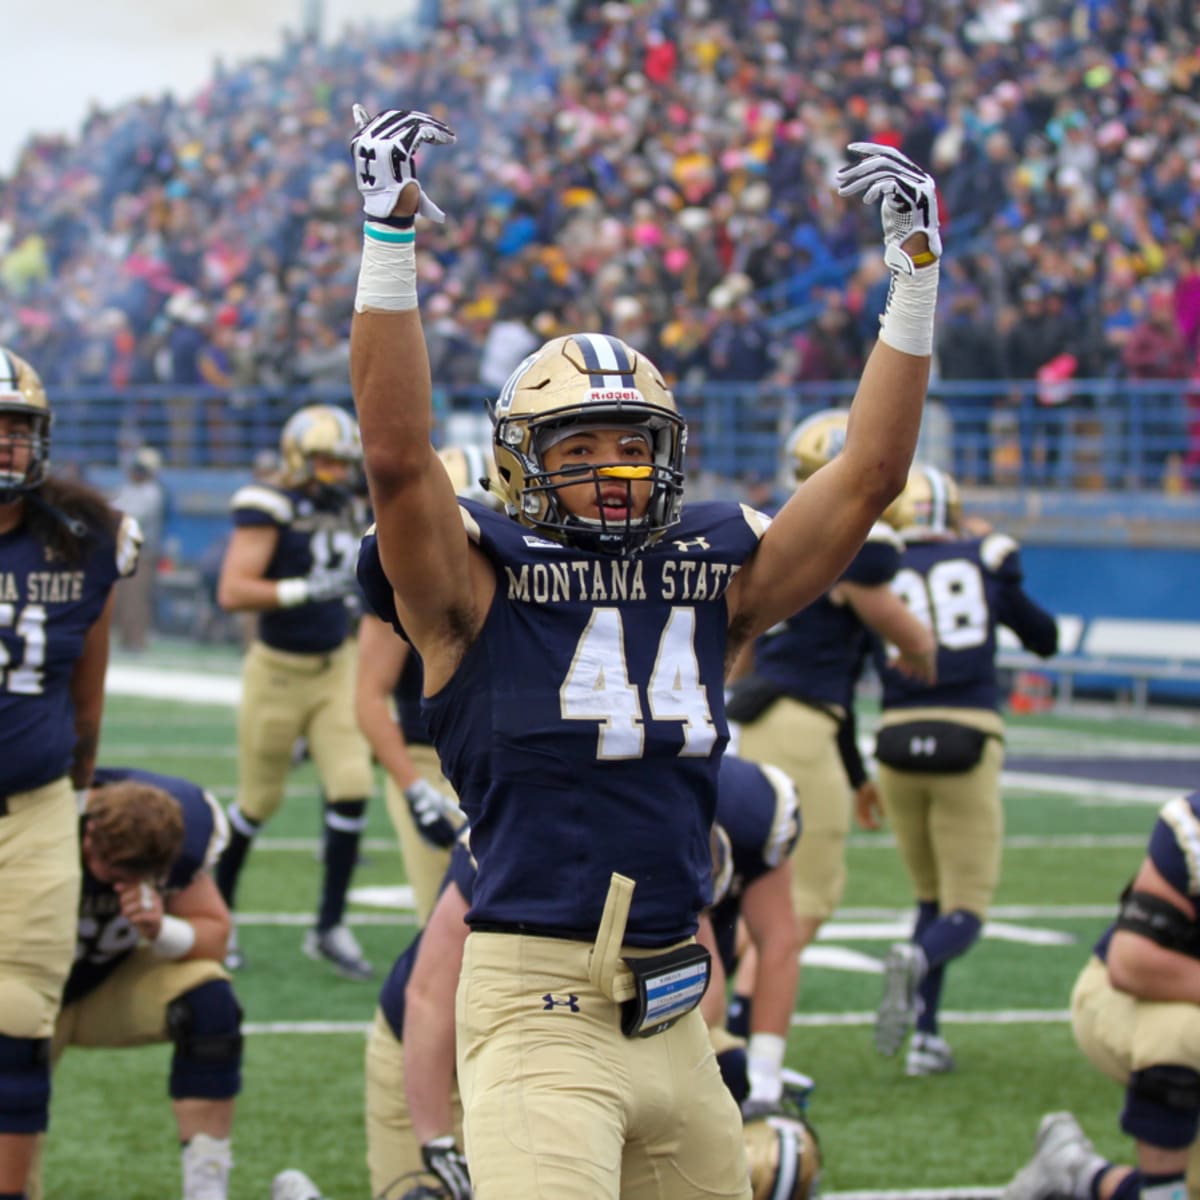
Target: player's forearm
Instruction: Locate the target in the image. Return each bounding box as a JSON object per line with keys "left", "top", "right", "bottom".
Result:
{"left": 1107, "top": 933, "right": 1200, "bottom": 1004}
{"left": 403, "top": 994, "right": 458, "bottom": 1143}
{"left": 751, "top": 941, "right": 801, "bottom": 1038}
{"left": 218, "top": 575, "right": 299, "bottom": 612}
{"left": 357, "top": 697, "right": 422, "bottom": 790}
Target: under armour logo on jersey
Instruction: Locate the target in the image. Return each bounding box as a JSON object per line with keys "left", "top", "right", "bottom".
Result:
{"left": 357, "top": 146, "right": 377, "bottom": 185}
{"left": 909, "top": 735, "right": 938, "bottom": 756}
{"left": 673, "top": 536, "right": 711, "bottom": 552}
{"left": 542, "top": 993, "right": 580, "bottom": 1012}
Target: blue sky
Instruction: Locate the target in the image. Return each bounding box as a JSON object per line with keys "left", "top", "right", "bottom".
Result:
{"left": 2, "top": 0, "right": 415, "bottom": 173}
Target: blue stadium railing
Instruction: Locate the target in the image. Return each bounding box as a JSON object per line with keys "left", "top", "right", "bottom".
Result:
{"left": 50, "top": 378, "right": 1197, "bottom": 493}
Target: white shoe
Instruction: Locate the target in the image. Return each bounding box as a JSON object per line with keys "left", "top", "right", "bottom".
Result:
{"left": 905, "top": 1032, "right": 955, "bottom": 1076}
{"left": 875, "top": 942, "right": 924, "bottom": 1057}
{"left": 181, "top": 1133, "right": 232, "bottom": 1200}
{"left": 271, "top": 1169, "right": 326, "bottom": 1200}
{"left": 1002, "top": 1111, "right": 1107, "bottom": 1200}
{"left": 302, "top": 924, "right": 373, "bottom": 981}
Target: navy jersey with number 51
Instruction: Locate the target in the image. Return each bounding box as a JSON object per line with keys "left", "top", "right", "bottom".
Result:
{"left": 359, "top": 498, "right": 769, "bottom": 946}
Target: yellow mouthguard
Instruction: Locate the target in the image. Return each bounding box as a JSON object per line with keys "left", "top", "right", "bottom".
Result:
{"left": 597, "top": 466, "right": 653, "bottom": 480}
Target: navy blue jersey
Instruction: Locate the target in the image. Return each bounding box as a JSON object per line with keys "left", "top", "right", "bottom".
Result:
{"left": 378, "top": 843, "right": 477, "bottom": 1039}
{"left": 878, "top": 532, "right": 1057, "bottom": 712}
{"left": 359, "top": 498, "right": 768, "bottom": 945}
{"left": 65, "top": 767, "right": 228, "bottom": 1004}
{"left": 0, "top": 515, "right": 139, "bottom": 794}
{"left": 752, "top": 523, "right": 901, "bottom": 711}
{"left": 709, "top": 755, "right": 801, "bottom": 973}
{"left": 394, "top": 647, "right": 431, "bottom": 747}
{"left": 230, "top": 481, "right": 365, "bottom": 654}
{"left": 1095, "top": 791, "right": 1200, "bottom": 961}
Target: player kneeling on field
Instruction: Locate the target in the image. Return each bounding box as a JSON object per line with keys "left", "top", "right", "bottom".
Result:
{"left": 29, "top": 767, "right": 242, "bottom": 1200}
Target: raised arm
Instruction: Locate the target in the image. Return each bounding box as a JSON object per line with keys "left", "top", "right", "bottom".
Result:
{"left": 730, "top": 145, "right": 940, "bottom": 639}
{"left": 348, "top": 107, "right": 493, "bottom": 679}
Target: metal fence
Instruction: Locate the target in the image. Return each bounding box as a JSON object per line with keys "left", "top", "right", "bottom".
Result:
{"left": 49, "top": 378, "right": 1198, "bottom": 493}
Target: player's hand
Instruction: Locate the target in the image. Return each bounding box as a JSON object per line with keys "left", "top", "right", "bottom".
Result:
{"left": 892, "top": 643, "right": 938, "bottom": 686}
{"left": 836, "top": 142, "right": 941, "bottom": 276}
{"left": 116, "top": 880, "right": 163, "bottom": 940}
{"left": 304, "top": 561, "right": 357, "bottom": 604}
{"left": 403, "top": 779, "right": 462, "bottom": 849}
{"left": 350, "top": 105, "right": 456, "bottom": 223}
{"left": 421, "top": 1136, "right": 471, "bottom": 1199}
{"left": 853, "top": 780, "right": 884, "bottom": 831}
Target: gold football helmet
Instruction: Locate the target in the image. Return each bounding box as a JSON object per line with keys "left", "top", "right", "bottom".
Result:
{"left": 437, "top": 443, "right": 502, "bottom": 510}
{"left": 883, "top": 463, "right": 962, "bottom": 536}
{"left": 781, "top": 408, "right": 849, "bottom": 488}
{"left": 744, "top": 1114, "right": 821, "bottom": 1200}
{"left": 0, "top": 347, "right": 51, "bottom": 500}
{"left": 279, "top": 405, "right": 362, "bottom": 489}
{"left": 490, "top": 332, "right": 685, "bottom": 553}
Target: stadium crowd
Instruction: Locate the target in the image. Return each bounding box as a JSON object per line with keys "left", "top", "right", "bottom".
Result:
{"left": 1, "top": 0, "right": 1199, "bottom": 480}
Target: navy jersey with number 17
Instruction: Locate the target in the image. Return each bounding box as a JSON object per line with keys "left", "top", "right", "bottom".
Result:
{"left": 358, "top": 497, "right": 769, "bottom": 946}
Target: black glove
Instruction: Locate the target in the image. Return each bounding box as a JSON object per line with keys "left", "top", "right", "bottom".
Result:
{"left": 421, "top": 1136, "right": 471, "bottom": 1200}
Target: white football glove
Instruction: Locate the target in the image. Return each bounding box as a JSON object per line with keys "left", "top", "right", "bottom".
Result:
{"left": 350, "top": 105, "right": 456, "bottom": 223}
{"left": 403, "top": 778, "right": 463, "bottom": 849}
{"left": 835, "top": 142, "right": 941, "bottom": 276}
{"left": 304, "top": 560, "right": 358, "bottom": 604}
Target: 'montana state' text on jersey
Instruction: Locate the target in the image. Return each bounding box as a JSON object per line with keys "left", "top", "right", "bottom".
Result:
{"left": 378, "top": 843, "right": 476, "bottom": 1040}
{"left": 0, "top": 516, "right": 140, "bottom": 795}
{"left": 751, "top": 523, "right": 901, "bottom": 712}
{"left": 1094, "top": 790, "right": 1200, "bottom": 961}
{"left": 65, "top": 766, "right": 229, "bottom": 1005}
{"left": 878, "top": 532, "right": 1058, "bottom": 712}
{"left": 230, "top": 481, "right": 365, "bottom": 654}
{"left": 358, "top": 498, "right": 769, "bottom": 946}
{"left": 709, "top": 755, "right": 801, "bottom": 973}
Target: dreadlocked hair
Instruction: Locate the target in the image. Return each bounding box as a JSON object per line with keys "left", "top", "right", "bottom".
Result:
{"left": 25, "top": 474, "right": 122, "bottom": 565}
{"left": 85, "top": 781, "right": 185, "bottom": 879}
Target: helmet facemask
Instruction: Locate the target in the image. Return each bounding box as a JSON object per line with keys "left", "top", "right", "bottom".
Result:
{"left": 0, "top": 349, "right": 52, "bottom": 503}
{"left": 491, "top": 334, "right": 686, "bottom": 555}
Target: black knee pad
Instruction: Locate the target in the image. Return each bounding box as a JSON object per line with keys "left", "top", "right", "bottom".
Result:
{"left": 0, "top": 1034, "right": 51, "bottom": 1135}
{"left": 1122, "top": 1063, "right": 1200, "bottom": 1149}
{"left": 167, "top": 980, "right": 243, "bottom": 1101}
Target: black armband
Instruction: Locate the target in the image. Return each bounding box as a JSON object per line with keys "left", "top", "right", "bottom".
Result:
{"left": 1115, "top": 888, "right": 1200, "bottom": 959}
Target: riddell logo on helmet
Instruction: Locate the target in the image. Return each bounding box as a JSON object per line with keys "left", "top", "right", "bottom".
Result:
{"left": 586, "top": 388, "right": 646, "bottom": 404}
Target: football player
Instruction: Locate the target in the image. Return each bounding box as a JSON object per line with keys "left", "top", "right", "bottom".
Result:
{"left": 349, "top": 106, "right": 940, "bottom": 1198}
{"left": 871, "top": 464, "right": 1058, "bottom": 1074}
{"left": 1003, "top": 790, "right": 1200, "bottom": 1200}
{"left": 699, "top": 754, "right": 803, "bottom": 1119}
{"left": 0, "top": 347, "right": 141, "bottom": 1196}
{"left": 723, "top": 407, "right": 936, "bottom": 1063}
{"left": 214, "top": 405, "right": 376, "bottom": 980}
{"left": 354, "top": 445, "right": 491, "bottom": 924}
{"left": 30, "top": 767, "right": 241, "bottom": 1200}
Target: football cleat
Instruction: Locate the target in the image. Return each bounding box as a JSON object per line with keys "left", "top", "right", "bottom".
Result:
{"left": 1001, "top": 1111, "right": 1107, "bottom": 1200}
{"left": 490, "top": 332, "right": 686, "bottom": 554}
{"left": 874, "top": 942, "right": 925, "bottom": 1057}
{"left": 271, "top": 1169, "right": 327, "bottom": 1200}
{"left": 303, "top": 924, "right": 374, "bottom": 981}
{"left": 181, "top": 1132, "right": 232, "bottom": 1200}
{"left": 905, "top": 1032, "right": 955, "bottom": 1077}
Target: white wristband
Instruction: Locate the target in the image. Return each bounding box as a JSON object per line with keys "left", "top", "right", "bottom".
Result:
{"left": 152, "top": 915, "right": 196, "bottom": 959}
{"left": 276, "top": 577, "right": 309, "bottom": 608}
{"left": 746, "top": 1032, "right": 787, "bottom": 1102}
{"left": 877, "top": 261, "right": 939, "bottom": 357}
{"left": 355, "top": 223, "right": 418, "bottom": 313}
